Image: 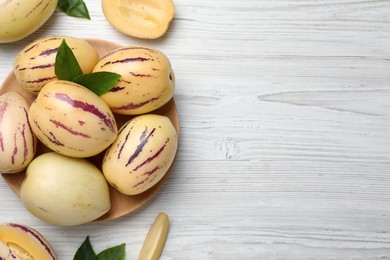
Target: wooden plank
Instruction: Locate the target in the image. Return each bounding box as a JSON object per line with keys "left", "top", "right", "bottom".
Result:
{"left": 0, "top": 0, "right": 389, "bottom": 259}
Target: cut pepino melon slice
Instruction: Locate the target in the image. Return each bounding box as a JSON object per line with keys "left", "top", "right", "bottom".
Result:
{"left": 102, "top": 0, "right": 175, "bottom": 39}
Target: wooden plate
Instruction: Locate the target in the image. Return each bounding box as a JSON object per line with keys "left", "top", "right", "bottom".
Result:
{"left": 0, "top": 39, "right": 179, "bottom": 222}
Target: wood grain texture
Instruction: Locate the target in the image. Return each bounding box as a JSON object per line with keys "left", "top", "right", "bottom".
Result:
{"left": 0, "top": 0, "right": 390, "bottom": 259}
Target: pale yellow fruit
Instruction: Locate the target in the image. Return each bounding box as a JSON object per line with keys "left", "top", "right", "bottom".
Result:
{"left": 0, "top": 223, "right": 57, "bottom": 259}
{"left": 28, "top": 80, "right": 118, "bottom": 158}
{"left": 13, "top": 36, "right": 99, "bottom": 94}
{"left": 103, "top": 114, "right": 178, "bottom": 195}
{"left": 139, "top": 212, "right": 169, "bottom": 260}
{"left": 0, "top": 0, "right": 58, "bottom": 43}
{"left": 93, "top": 46, "right": 175, "bottom": 115}
{"left": 20, "top": 152, "right": 111, "bottom": 226}
{"left": 102, "top": 0, "right": 175, "bottom": 39}
{"left": 0, "top": 92, "right": 36, "bottom": 174}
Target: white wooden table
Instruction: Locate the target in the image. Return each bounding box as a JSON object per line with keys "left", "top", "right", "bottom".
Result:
{"left": 1, "top": 0, "right": 390, "bottom": 259}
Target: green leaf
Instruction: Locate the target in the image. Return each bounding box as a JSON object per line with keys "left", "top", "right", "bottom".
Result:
{"left": 73, "top": 236, "right": 96, "bottom": 260}
{"left": 58, "top": 0, "right": 90, "bottom": 19}
{"left": 55, "top": 40, "right": 83, "bottom": 81}
{"left": 96, "top": 244, "right": 126, "bottom": 260}
{"left": 54, "top": 40, "right": 122, "bottom": 94}
{"left": 72, "top": 72, "right": 121, "bottom": 96}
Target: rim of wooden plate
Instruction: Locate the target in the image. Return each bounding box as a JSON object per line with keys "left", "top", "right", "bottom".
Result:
{"left": 0, "top": 38, "right": 179, "bottom": 222}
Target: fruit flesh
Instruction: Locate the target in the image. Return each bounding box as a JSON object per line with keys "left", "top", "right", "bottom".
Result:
{"left": 102, "top": 0, "right": 175, "bottom": 39}
{"left": 0, "top": 224, "right": 57, "bottom": 260}
{"left": 0, "top": 240, "right": 21, "bottom": 259}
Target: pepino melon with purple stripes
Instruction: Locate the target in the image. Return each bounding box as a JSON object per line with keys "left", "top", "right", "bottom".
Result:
{"left": 13, "top": 36, "right": 99, "bottom": 95}
{"left": 28, "top": 80, "right": 118, "bottom": 158}
{"left": 102, "top": 114, "right": 178, "bottom": 195}
{"left": 93, "top": 46, "right": 175, "bottom": 115}
{"left": 0, "top": 0, "right": 58, "bottom": 43}
{"left": 0, "top": 92, "right": 37, "bottom": 174}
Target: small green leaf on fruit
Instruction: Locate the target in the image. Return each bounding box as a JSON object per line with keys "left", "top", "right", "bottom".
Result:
{"left": 72, "top": 72, "right": 121, "bottom": 96}
{"left": 73, "top": 236, "right": 96, "bottom": 260}
{"left": 58, "top": 0, "right": 90, "bottom": 19}
{"left": 97, "top": 243, "right": 126, "bottom": 260}
{"left": 55, "top": 40, "right": 83, "bottom": 81}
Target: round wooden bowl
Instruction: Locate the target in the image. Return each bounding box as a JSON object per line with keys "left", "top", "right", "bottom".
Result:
{"left": 0, "top": 39, "right": 179, "bottom": 222}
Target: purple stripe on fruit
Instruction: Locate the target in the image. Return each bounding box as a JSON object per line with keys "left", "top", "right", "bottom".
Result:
{"left": 30, "top": 63, "right": 54, "bottom": 69}
{"left": 126, "top": 128, "right": 155, "bottom": 167}
{"left": 110, "top": 86, "right": 126, "bottom": 92}
{"left": 54, "top": 93, "right": 115, "bottom": 133}
{"left": 132, "top": 165, "right": 161, "bottom": 188}
{"left": 101, "top": 57, "right": 150, "bottom": 68}
{"left": 39, "top": 48, "right": 58, "bottom": 57}
{"left": 11, "top": 132, "right": 17, "bottom": 165}
{"left": 129, "top": 72, "right": 153, "bottom": 77}
{"left": 132, "top": 138, "right": 169, "bottom": 172}
{"left": 8, "top": 223, "right": 56, "bottom": 259}
{"left": 117, "top": 126, "right": 133, "bottom": 160}
{"left": 25, "top": 0, "right": 45, "bottom": 18}
{"left": 25, "top": 76, "right": 56, "bottom": 84}
{"left": 0, "top": 101, "right": 9, "bottom": 152}
{"left": 49, "top": 119, "right": 91, "bottom": 138}
{"left": 112, "top": 96, "right": 160, "bottom": 110}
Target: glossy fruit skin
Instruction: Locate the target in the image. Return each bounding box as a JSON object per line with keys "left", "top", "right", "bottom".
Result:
{"left": 0, "top": 92, "right": 36, "bottom": 174}
{"left": 28, "top": 80, "right": 118, "bottom": 158}
{"left": 20, "top": 152, "right": 111, "bottom": 226}
{"left": 0, "top": 0, "right": 58, "bottom": 43}
{"left": 102, "top": 0, "right": 175, "bottom": 39}
{"left": 0, "top": 223, "right": 57, "bottom": 259}
{"left": 13, "top": 36, "right": 99, "bottom": 94}
{"left": 103, "top": 114, "right": 178, "bottom": 195}
{"left": 93, "top": 46, "right": 175, "bottom": 115}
